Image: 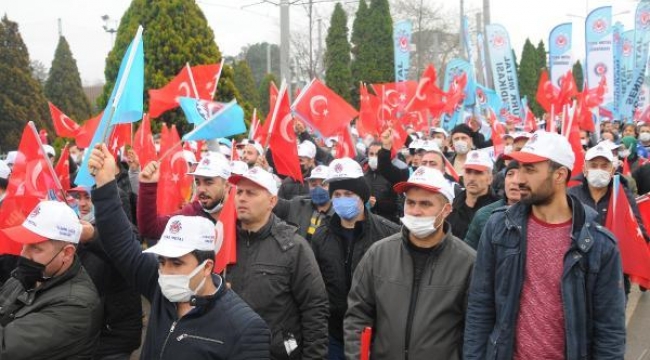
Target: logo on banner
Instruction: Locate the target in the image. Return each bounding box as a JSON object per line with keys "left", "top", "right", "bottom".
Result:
{"left": 623, "top": 40, "right": 633, "bottom": 57}
{"left": 396, "top": 29, "right": 410, "bottom": 53}
{"left": 639, "top": 11, "right": 650, "bottom": 29}
{"left": 490, "top": 32, "right": 507, "bottom": 49}
{"left": 556, "top": 34, "right": 568, "bottom": 49}
{"left": 592, "top": 18, "right": 608, "bottom": 33}
{"left": 594, "top": 63, "right": 608, "bottom": 76}
{"left": 476, "top": 88, "right": 486, "bottom": 105}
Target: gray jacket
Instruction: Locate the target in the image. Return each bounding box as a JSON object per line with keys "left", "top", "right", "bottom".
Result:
{"left": 0, "top": 258, "right": 102, "bottom": 360}
{"left": 273, "top": 196, "right": 334, "bottom": 241}
{"left": 344, "top": 225, "right": 476, "bottom": 360}
{"left": 228, "top": 214, "right": 329, "bottom": 360}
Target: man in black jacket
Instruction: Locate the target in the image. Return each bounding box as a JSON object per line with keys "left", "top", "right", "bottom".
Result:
{"left": 278, "top": 141, "right": 316, "bottom": 200}
{"left": 311, "top": 157, "right": 400, "bottom": 360}
{"left": 227, "top": 166, "right": 329, "bottom": 360}
{"left": 88, "top": 144, "right": 270, "bottom": 360}
{"left": 365, "top": 142, "right": 399, "bottom": 223}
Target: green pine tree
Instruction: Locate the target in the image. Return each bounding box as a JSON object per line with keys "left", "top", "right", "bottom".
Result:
{"left": 324, "top": 3, "right": 352, "bottom": 103}
{"left": 44, "top": 36, "right": 92, "bottom": 122}
{"left": 366, "top": 0, "right": 394, "bottom": 83}
{"left": 350, "top": 0, "right": 370, "bottom": 108}
{"left": 258, "top": 73, "right": 278, "bottom": 118}
{"left": 243, "top": 42, "right": 281, "bottom": 86}
{"left": 573, "top": 60, "right": 584, "bottom": 92}
{"left": 536, "top": 40, "right": 547, "bottom": 72}
{"left": 98, "top": 0, "right": 243, "bottom": 135}
{"left": 0, "top": 15, "right": 51, "bottom": 149}
{"left": 518, "top": 39, "right": 541, "bottom": 116}
{"left": 233, "top": 59, "right": 260, "bottom": 125}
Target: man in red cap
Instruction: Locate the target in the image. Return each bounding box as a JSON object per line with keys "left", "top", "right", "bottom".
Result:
{"left": 0, "top": 201, "right": 101, "bottom": 359}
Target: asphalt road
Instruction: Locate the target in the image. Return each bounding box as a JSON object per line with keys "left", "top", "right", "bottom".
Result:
{"left": 626, "top": 287, "right": 650, "bottom": 360}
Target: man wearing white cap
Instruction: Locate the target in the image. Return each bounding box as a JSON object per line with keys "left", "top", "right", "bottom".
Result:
{"left": 274, "top": 165, "right": 334, "bottom": 241}
{"left": 87, "top": 144, "right": 271, "bottom": 359}
{"left": 227, "top": 166, "right": 329, "bottom": 360}
{"left": 465, "top": 130, "right": 626, "bottom": 359}
{"left": 0, "top": 201, "right": 101, "bottom": 359}
{"left": 311, "top": 158, "right": 400, "bottom": 359}
{"left": 277, "top": 140, "right": 316, "bottom": 200}
{"left": 0, "top": 159, "right": 9, "bottom": 207}
{"left": 446, "top": 150, "right": 499, "bottom": 239}
{"left": 137, "top": 152, "right": 231, "bottom": 240}
{"left": 4, "top": 151, "right": 17, "bottom": 171}
{"left": 237, "top": 139, "right": 268, "bottom": 170}
{"left": 345, "top": 167, "right": 475, "bottom": 360}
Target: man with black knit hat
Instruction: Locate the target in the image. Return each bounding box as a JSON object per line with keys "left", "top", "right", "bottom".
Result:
{"left": 449, "top": 124, "right": 476, "bottom": 179}
{"left": 310, "top": 157, "right": 400, "bottom": 360}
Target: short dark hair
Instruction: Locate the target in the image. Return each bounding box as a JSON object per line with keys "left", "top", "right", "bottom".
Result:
{"left": 0, "top": 177, "right": 7, "bottom": 191}
{"left": 548, "top": 160, "right": 571, "bottom": 184}
{"left": 191, "top": 250, "right": 215, "bottom": 265}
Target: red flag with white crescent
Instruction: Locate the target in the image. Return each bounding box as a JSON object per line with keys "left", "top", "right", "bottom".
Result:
{"left": 48, "top": 102, "right": 80, "bottom": 138}
{"left": 54, "top": 143, "right": 71, "bottom": 191}
{"left": 269, "top": 85, "right": 303, "bottom": 183}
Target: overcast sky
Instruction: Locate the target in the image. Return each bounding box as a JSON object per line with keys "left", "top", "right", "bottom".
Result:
{"left": 2, "top": 0, "right": 641, "bottom": 85}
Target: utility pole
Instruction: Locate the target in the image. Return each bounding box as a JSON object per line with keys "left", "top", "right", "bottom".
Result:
{"left": 308, "top": 0, "right": 314, "bottom": 78}
{"left": 459, "top": 0, "right": 465, "bottom": 57}
{"left": 482, "top": 0, "right": 493, "bottom": 87}
{"left": 280, "top": 0, "right": 291, "bottom": 94}
{"left": 317, "top": 17, "right": 323, "bottom": 78}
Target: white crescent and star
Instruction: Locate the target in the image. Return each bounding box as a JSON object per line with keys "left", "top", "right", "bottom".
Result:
{"left": 309, "top": 95, "right": 329, "bottom": 117}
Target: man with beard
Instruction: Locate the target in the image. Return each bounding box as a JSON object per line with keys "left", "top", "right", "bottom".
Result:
{"left": 137, "top": 152, "right": 231, "bottom": 240}
{"left": 464, "top": 130, "right": 626, "bottom": 359}
{"left": 278, "top": 141, "right": 316, "bottom": 200}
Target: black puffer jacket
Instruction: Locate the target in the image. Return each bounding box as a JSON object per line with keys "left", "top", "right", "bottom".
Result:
{"left": 93, "top": 180, "right": 270, "bottom": 360}
{"left": 227, "top": 214, "right": 329, "bottom": 360}
{"left": 310, "top": 210, "right": 400, "bottom": 341}
{"left": 365, "top": 169, "right": 399, "bottom": 223}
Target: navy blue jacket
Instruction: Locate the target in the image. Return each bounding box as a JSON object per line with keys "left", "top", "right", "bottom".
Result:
{"left": 93, "top": 180, "right": 270, "bottom": 360}
{"left": 464, "top": 195, "right": 626, "bottom": 359}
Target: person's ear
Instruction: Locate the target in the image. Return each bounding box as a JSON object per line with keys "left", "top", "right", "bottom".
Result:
{"left": 204, "top": 259, "right": 214, "bottom": 276}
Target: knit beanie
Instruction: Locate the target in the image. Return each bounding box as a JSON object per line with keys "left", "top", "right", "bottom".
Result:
{"left": 328, "top": 178, "right": 370, "bottom": 204}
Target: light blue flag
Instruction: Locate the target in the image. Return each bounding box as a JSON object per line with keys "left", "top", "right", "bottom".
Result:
{"left": 75, "top": 26, "right": 144, "bottom": 187}
{"left": 178, "top": 97, "right": 227, "bottom": 125}
{"left": 613, "top": 22, "right": 623, "bottom": 121}
{"left": 394, "top": 20, "right": 412, "bottom": 82}
{"left": 476, "top": 84, "right": 504, "bottom": 119}
{"left": 548, "top": 23, "right": 572, "bottom": 86}
{"left": 585, "top": 6, "right": 614, "bottom": 113}
{"left": 621, "top": 30, "right": 636, "bottom": 97}
{"left": 486, "top": 24, "right": 522, "bottom": 117}
{"left": 443, "top": 58, "right": 476, "bottom": 106}
{"left": 182, "top": 100, "right": 246, "bottom": 141}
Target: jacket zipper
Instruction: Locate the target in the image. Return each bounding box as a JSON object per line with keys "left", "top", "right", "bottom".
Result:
{"left": 159, "top": 320, "right": 178, "bottom": 360}
{"left": 176, "top": 334, "right": 224, "bottom": 344}
{"left": 403, "top": 254, "right": 436, "bottom": 360}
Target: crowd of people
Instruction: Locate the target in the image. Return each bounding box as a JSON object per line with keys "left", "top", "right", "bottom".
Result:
{"left": 0, "top": 116, "right": 648, "bottom": 359}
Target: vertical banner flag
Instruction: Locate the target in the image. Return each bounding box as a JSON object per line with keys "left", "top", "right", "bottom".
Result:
{"left": 463, "top": 16, "right": 475, "bottom": 65}
{"left": 394, "top": 20, "right": 412, "bottom": 82}
{"left": 441, "top": 58, "right": 472, "bottom": 131}
{"left": 634, "top": 0, "right": 650, "bottom": 70}
{"left": 477, "top": 32, "right": 489, "bottom": 86}
{"left": 486, "top": 24, "right": 522, "bottom": 117}
{"left": 620, "top": 30, "right": 636, "bottom": 105}
{"left": 585, "top": 6, "right": 614, "bottom": 114}
{"left": 613, "top": 22, "right": 623, "bottom": 120}
{"left": 549, "top": 23, "right": 573, "bottom": 87}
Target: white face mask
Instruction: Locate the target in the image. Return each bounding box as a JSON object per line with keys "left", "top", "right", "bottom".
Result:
{"left": 503, "top": 145, "right": 513, "bottom": 155}
{"left": 331, "top": 149, "right": 337, "bottom": 158}
{"left": 433, "top": 138, "right": 444, "bottom": 148}
{"left": 640, "top": 132, "right": 650, "bottom": 143}
{"left": 580, "top": 139, "right": 589, "bottom": 146}
{"left": 453, "top": 140, "right": 470, "bottom": 154}
{"left": 154, "top": 144, "right": 161, "bottom": 153}
{"left": 586, "top": 169, "right": 612, "bottom": 189}
{"left": 619, "top": 149, "right": 631, "bottom": 158}
{"left": 400, "top": 206, "right": 446, "bottom": 239}
{"left": 158, "top": 260, "right": 209, "bottom": 303}
{"left": 368, "top": 156, "right": 378, "bottom": 170}
{"left": 612, "top": 158, "right": 620, "bottom": 169}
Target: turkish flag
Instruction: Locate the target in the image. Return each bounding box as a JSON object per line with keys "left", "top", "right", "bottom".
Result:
{"left": 107, "top": 123, "right": 132, "bottom": 160}
{"left": 606, "top": 178, "right": 650, "bottom": 288}
{"left": 75, "top": 112, "right": 103, "bottom": 149}
{"left": 48, "top": 102, "right": 81, "bottom": 138}
{"left": 357, "top": 83, "right": 381, "bottom": 138}
{"left": 536, "top": 70, "right": 557, "bottom": 113}
{"left": 269, "top": 81, "right": 279, "bottom": 113}
{"left": 292, "top": 78, "right": 358, "bottom": 137}
{"left": 149, "top": 66, "right": 194, "bottom": 118}
{"left": 191, "top": 63, "right": 222, "bottom": 100}
{"left": 335, "top": 126, "right": 357, "bottom": 159}
{"left": 269, "top": 87, "right": 303, "bottom": 183}
{"left": 372, "top": 81, "right": 418, "bottom": 118}
{"left": 622, "top": 157, "right": 632, "bottom": 177}
{"left": 442, "top": 73, "right": 467, "bottom": 115}
{"left": 54, "top": 143, "right": 71, "bottom": 191}
{"left": 523, "top": 104, "right": 538, "bottom": 132}
{"left": 360, "top": 327, "right": 373, "bottom": 360}
{"left": 157, "top": 124, "right": 192, "bottom": 215}
{"left": 405, "top": 64, "right": 442, "bottom": 113}
{"left": 557, "top": 71, "right": 578, "bottom": 107}
{"left": 0, "top": 122, "right": 64, "bottom": 255}
{"left": 133, "top": 113, "right": 157, "bottom": 167}
{"left": 567, "top": 109, "right": 585, "bottom": 177}
{"left": 214, "top": 187, "right": 237, "bottom": 274}
{"left": 637, "top": 195, "right": 650, "bottom": 231}
{"left": 402, "top": 109, "right": 429, "bottom": 133}
{"left": 489, "top": 109, "right": 506, "bottom": 156}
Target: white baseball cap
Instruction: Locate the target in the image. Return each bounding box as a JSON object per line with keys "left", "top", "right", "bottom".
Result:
{"left": 1, "top": 201, "right": 82, "bottom": 244}
{"left": 511, "top": 132, "right": 532, "bottom": 142}
{"left": 408, "top": 138, "right": 424, "bottom": 149}
{"left": 464, "top": 150, "right": 494, "bottom": 172}
{"left": 297, "top": 141, "right": 317, "bottom": 159}
{"left": 505, "top": 130, "right": 575, "bottom": 170}
{"left": 393, "top": 167, "right": 455, "bottom": 203}
{"left": 229, "top": 160, "right": 249, "bottom": 175}
{"left": 0, "top": 160, "right": 10, "bottom": 179}
{"left": 598, "top": 139, "right": 623, "bottom": 151}
{"left": 5, "top": 151, "right": 17, "bottom": 166}
{"left": 306, "top": 165, "right": 329, "bottom": 180}
{"left": 187, "top": 152, "right": 231, "bottom": 179}
{"left": 325, "top": 157, "right": 364, "bottom": 183}
{"left": 182, "top": 149, "right": 197, "bottom": 164}
{"left": 229, "top": 166, "right": 279, "bottom": 196}
{"left": 585, "top": 144, "right": 614, "bottom": 162}
{"left": 238, "top": 139, "right": 264, "bottom": 156}
{"left": 43, "top": 145, "right": 56, "bottom": 158}
{"left": 414, "top": 139, "right": 443, "bottom": 154}
{"left": 325, "top": 137, "right": 338, "bottom": 148}
{"left": 143, "top": 215, "right": 218, "bottom": 258}
{"left": 219, "top": 145, "right": 232, "bottom": 158}
{"left": 430, "top": 127, "right": 449, "bottom": 137}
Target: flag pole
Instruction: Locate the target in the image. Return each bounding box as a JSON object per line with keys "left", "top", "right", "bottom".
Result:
{"left": 186, "top": 62, "right": 200, "bottom": 99}
{"left": 28, "top": 122, "right": 69, "bottom": 204}
{"left": 249, "top": 108, "right": 258, "bottom": 140}
{"left": 265, "top": 80, "right": 288, "bottom": 150}
{"left": 210, "top": 58, "right": 226, "bottom": 99}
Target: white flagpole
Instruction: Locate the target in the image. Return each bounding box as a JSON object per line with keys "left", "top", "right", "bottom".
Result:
{"left": 186, "top": 62, "right": 200, "bottom": 99}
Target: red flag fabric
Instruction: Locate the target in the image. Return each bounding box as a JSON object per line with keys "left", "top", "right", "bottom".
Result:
{"left": 335, "top": 126, "right": 357, "bottom": 159}
{"left": 523, "top": 104, "right": 538, "bottom": 132}
{"left": 55, "top": 144, "right": 71, "bottom": 191}
{"left": 75, "top": 112, "right": 103, "bottom": 148}
{"left": 107, "top": 123, "right": 132, "bottom": 160}
{"left": 536, "top": 70, "right": 556, "bottom": 113}
{"left": 191, "top": 63, "right": 222, "bottom": 100}
{"left": 357, "top": 83, "right": 381, "bottom": 138}
{"left": 489, "top": 109, "right": 506, "bottom": 156}
{"left": 214, "top": 187, "right": 237, "bottom": 273}
{"left": 622, "top": 157, "right": 632, "bottom": 177}
{"left": 606, "top": 179, "right": 650, "bottom": 288}
{"left": 39, "top": 129, "right": 49, "bottom": 145}
{"left": 148, "top": 66, "right": 194, "bottom": 118}
{"left": 292, "top": 79, "right": 359, "bottom": 137}
{"left": 0, "top": 122, "right": 64, "bottom": 255}
{"left": 133, "top": 114, "right": 157, "bottom": 167}
{"left": 269, "top": 81, "right": 279, "bottom": 113}
{"left": 557, "top": 71, "right": 578, "bottom": 107}
{"left": 269, "top": 87, "right": 303, "bottom": 183}
{"left": 442, "top": 73, "right": 467, "bottom": 115}
{"left": 405, "top": 64, "right": 442, "bottom": 113}
{"left": 371, "top": 81, "right": 418, "bottom": 117}
{"left": 567, "top": 110, "right": 585, "bottom": 177}
{"left": 637, "top": 195, "right": 650, "bottom": 231}
{"left": 48, "top": 102, "right": 81, "bottom": 138}
{"left": 157, "top": 124, "right": 191, "bottom": 215}
{"left": 360, "top": 327, "right": 373, "bottom": 360}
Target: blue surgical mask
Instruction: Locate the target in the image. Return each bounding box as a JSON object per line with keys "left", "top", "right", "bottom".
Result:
{"left": 332, "top": 196, "right": 361, "bottom": 220}
{"left": 310, "top": 187, "right": 330, "bottom": 206}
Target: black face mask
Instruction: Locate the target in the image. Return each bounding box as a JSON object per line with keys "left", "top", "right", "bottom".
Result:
{"left": 11, "top": 247, "right": 65, "bottom": 289}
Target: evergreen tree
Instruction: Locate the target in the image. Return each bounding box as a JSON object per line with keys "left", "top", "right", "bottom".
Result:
{"left": 243, "top": 42, "right": 281, "bottom": 86}
{"left": 536, "top": 40, "right": 547, "bottom": 71}
{"left": 44, "top": 36, "right": 92, "bottom": 122}
{"left": 366, "top": 0, "right": 394, "bottom": 83}
{"left": 573, "top": 60, "right": 584, "bottom": 92}
{"left": 518, "top": 39, "right": 542, "bottom": 116}
{"left": 98, "top": 0, "right": 243, "bottom": 135}
{"left": 324, "top": 3, "right": 352, "bottom": 103}
{"left": 0, "top": 15, "right": 50, "bottom": 149}
{"left": 233, "top": 60, "right": 260, "bottom": 119}
{"left": 258, "top": 73, "right": 278, "bottom": 118}
{"left": 350, "top": 0, "right": 370, "bottom": 108}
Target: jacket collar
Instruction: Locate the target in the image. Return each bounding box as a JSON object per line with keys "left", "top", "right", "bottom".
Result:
{"left": 19, "top": 256, "right": 83, "bottom": 306}
{"left": 400, "top": 222, "right": 452, "bottom": 256}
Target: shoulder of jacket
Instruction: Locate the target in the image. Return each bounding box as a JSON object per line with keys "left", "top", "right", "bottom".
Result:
{"left": 589, "top": 222, "right": 618, "bottom": 246}
{"left": 370, "top": 214, "right": 401, "bottom": 232}
{"left": 270, "top": 217, "right": 305, "bottom": 251}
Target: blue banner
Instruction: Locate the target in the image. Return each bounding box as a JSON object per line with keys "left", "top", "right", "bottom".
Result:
{"left": 549, "top": 23, "right": 572, "bottom": 87}
{"left": 394, "top": 20, "right": 412, "bottom": 82}
{"left": 486, "top": 24, "right": 522, "bottom": 117}
{"left": 585, "top": 6, "right": 614, "bottom": 114}
{"left": 621, "top": 30, "right": 636, "bottom": 97}
{"left": 463, "top": 16, "right": 474, "bottom": 64}
{"left": 635, "top": 1, "right": 650, "bottom": 70}
{"left": 443, "top": 58, "right": 475, "bottom": 106}
{"left": 613, "top": 22, "right": 623, "bottom": 120}
{"left": 182, "top": 100, "right": 246, "bottom": 141}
